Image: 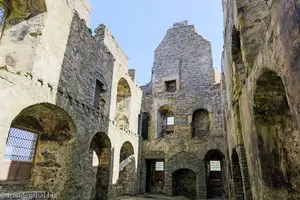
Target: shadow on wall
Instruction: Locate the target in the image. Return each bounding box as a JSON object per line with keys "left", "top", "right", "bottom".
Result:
{"left": 117, "top": 141, "right": 136, "bottom": 195}
{"left": 1, "top": 103, "right": 76, "bottom": 196}
{"left": 253, "top": 69, "right": 300, "bottom": 194}
{"left": 231, "top": 148, "right": 244, "bottom": 200}
{"left": 192, "top": 109, "right": 210, "bottom": 138}
{"left": 172, "top": 168, "right": 197, "bottom": 199}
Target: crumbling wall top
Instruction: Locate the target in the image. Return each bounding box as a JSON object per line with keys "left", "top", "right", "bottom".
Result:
{"left": 173, "top": 20, "right": 189, "bottom": 28}
{"left": 95, "top": 24, "right": 129, "bottom": 71}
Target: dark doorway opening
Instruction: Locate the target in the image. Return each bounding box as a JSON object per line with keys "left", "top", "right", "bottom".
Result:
{"left": 172, "top": 168, "right": 197, "bottom": 199}
{"left": 205, "top": 149, "right": 225, "bottom": 198}
{"left": 145, "top": 159, "right": 165, "bottom": 193}
{"left": 90, "top": 132, "right": 111, "bottom": 200}
{"left": 231, "top": 149, "right": 245, "bottom": 200}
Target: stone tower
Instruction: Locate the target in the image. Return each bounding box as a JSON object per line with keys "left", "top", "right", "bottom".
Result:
{"left": 140, "top": 21, "right": 226, "bottom": 199}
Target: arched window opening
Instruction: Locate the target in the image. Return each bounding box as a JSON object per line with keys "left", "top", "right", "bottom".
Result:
{"left": 172, "top": 169, "right": 196, "bottom": 199}
{"left": 205, "top": 149, "right": 225, "bottom": 198}
{"left": 90, "top": 132, "right": 111, "bottom": 200}
{"left": 93, "top": 79, "right": 106, "bottom": 110}
{"left": 192, "top": 109, "right": 210, "bottom": 138}
{"left": 157, "top": 105, "right": 174, "bottom": 138}
{"left": 116, "top": 78, "right": 131, "bottom": 129}
{"left": 253, "top": 69, "right": 300, "bottom": 191}
{"left": 117, "top": 142, "right": 135, "bottom": 195}
{"left": 231, "top": 149, "right": 245, "bottom": 200}
{"left": 1, "top": 103, "right": 76, "bottom": 195}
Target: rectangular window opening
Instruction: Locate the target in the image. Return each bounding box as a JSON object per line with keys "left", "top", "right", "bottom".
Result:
{"left": 210, "top": 160, "right": 221, "bottom": 171}
{"left": 155, "top": 161, "right": 164, "bottom": 171}
{"left": 166, "top": 116, "right": 175, "bottom": 125}
{"left": 4, "top": 128, "right": 38, "bottom": 162}
{"left": 165, "top": 80, "right": 177, "bottom": 92}
{"left": 94, "top": 80, "right": 105, "bottom": 109}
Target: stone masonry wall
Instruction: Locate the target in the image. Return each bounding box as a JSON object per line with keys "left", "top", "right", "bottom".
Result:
{"left": 94, "top": 24, "right": 143, "bottom": 196}
{"left": 222, "top": 0, "right": 300, "bottom": 199}
{"left": 141, "top": 21, "right": 226, "bottom": 199}
{"left": 0, "top": 1, "right": 141, "bottom": 199}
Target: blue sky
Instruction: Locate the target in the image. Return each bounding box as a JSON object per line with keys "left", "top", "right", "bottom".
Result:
{"left": 89, "top": 0, "right": 224, "bottom": 85}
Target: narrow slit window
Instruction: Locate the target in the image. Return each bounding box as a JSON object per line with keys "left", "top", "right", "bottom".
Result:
{"left": 4, "top": 128, "right": 38, "bottom": 162}
{"left": 94, "top": 79, "right": 105, "bottom": 109}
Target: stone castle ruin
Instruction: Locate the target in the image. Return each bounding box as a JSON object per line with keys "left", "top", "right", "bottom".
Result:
{"left": 0, "top": 0, "right": 300, "bottom": 200}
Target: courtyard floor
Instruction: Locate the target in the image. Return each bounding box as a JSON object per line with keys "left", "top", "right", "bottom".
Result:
{"left": 115, "top": 194, "right": 226, "bottom": 200}
{"left": 115, "top": 195, "right": 189, "bottom": 199}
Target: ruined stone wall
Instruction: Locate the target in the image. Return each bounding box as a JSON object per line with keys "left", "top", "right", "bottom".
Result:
{"left": 59, "top": 14, "right": 113, "bottom": 117}
{"left": 141, "top": 21, "right": 226, "bottom": 199}
{"left": 0, "top": 0, "right": 92, "bottom": 86}
{"left": 94, "top": 24, "right": 143, "bottom": 196}
{"left": 153, "top": 21, "right": 215, "bottom": 94}
{"left": 0, "top": 1, "right": 141, "bottom": 199}
{"left": 222, "top": 0, "right": 300, "bottom": 199}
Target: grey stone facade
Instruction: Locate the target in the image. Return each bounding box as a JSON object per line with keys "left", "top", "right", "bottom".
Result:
{"left": 140, "top": 21, "right": 226, "bottom": 199}
{"left": 3, "top": 0, "right": 300, "bottom": 200}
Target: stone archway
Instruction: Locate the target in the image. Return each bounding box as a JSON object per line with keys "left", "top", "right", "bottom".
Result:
{"left": 172, "top": 168, "right": 197, "bottom": 199}
{"left": 117, "top": 141, "right": 136, "bottom": 195}
{"left": 253, "top": 69, "right": 300, "bottom": 194}
{"left": 90, "top": 132, "right": 111, "bottom": 200}
{"left": 1, "top": 103, "right": 76, "bottom": 196}
{"left": 205, "top": 149, "right": 225, "bottom": 199}
{"left": 167, "top": 152, "right": 201, "bottom": 198}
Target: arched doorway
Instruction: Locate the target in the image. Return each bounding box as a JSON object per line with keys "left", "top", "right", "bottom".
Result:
{"left": 192, "top": 109, "right": 210, "bottom": 137}
{"left": 90, "top": 132, "right": 111, "bottom": 200}
{"left": 2, "top": 103, "right": 76, "bottom": 195}
{"left": 231, "top": 149, "right": 244, "bottom": 200}
{"left": 172, "top": 168, "right": 196, "bottom": 199}
{"left": 205, "top": 149, "right": 225, "bottom": 198}
{"left": 116, "top": 78, "right": 131, "bottom": 129}
{"left": 117, "top": 141, "right": 135, "bottom": 194}
{"left": 253, "top": 69, "right": 300, "bottom": 192}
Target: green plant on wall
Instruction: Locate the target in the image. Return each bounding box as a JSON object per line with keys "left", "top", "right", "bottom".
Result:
{"left": 0, "top": 0, "right": 47, "bottom": 26}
